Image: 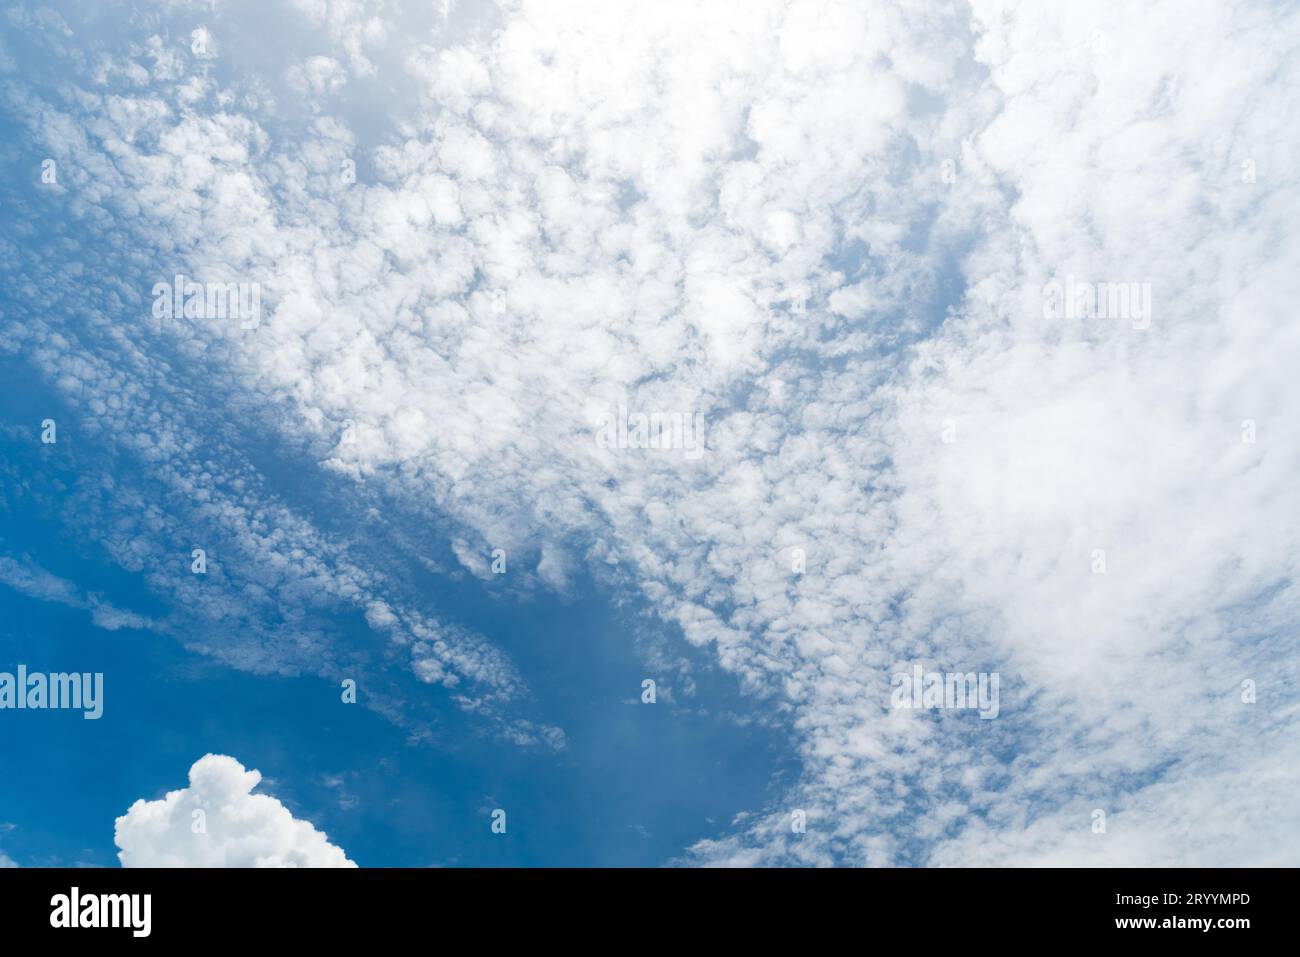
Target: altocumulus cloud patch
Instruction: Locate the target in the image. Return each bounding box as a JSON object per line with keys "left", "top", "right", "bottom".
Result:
{"left": 0, "top": 0, "right": 1296, "bottom": 870}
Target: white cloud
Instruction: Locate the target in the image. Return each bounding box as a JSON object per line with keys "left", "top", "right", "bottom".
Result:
{"left": 0, "top": 555, "right": 160, "bottom": 633}
{"left": 115, "top": 755, "right": 356, "bottom": 867}
{"left": 4, "top": 0, "right": 1299, "bottom": 866}
{"left": 286, "top": 55, "right": 348, "bottom": 98}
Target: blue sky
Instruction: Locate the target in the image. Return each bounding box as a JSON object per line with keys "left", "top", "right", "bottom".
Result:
{"left": 0, "top": 349, "right": 798, "bottom": 867}
{"left": 2, "top": 0, "right": 1299, "bottom": 868}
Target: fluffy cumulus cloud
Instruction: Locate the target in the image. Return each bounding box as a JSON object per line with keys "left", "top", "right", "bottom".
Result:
{"left": 1, "top": 0, "right": 1297, "bottom": 865}
{"left": 114, "top": 755, "right": 356, "bottom": 867}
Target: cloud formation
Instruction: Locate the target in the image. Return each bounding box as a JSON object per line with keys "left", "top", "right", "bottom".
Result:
{"left": 114, "top": 754, "right": 356, "bottom": 867}
{"left": 2, "top": 0, "right": 1297, "bottom": 866}
{"left": 0, "top": 555, "right": 159, "bottom": 632}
